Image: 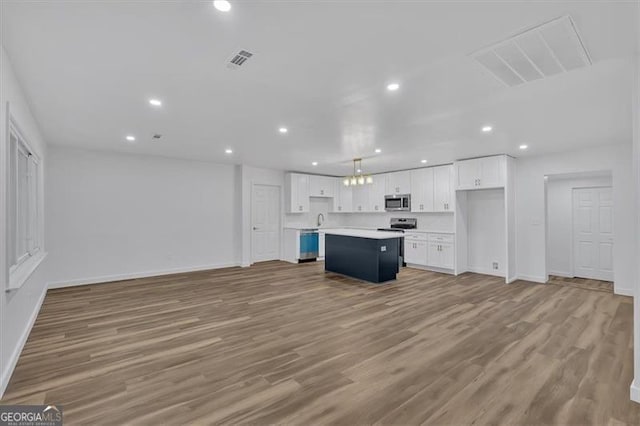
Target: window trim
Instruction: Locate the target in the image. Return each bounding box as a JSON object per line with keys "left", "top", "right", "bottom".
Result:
{"left": 6, "top": 108, "right": 45, "bottom": 291}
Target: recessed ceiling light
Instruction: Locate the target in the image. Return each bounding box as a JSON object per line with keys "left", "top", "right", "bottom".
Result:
{"left": 312, "top": 161, "right": 318, "bottom": 166}
{"left": 149, "top": 99, "right": 162, "bottom": 107}
{"left": 213, "top": 0, "right": 231, "bottom": 12}
{"left": 386, "top": 83, "right": 400, "bottom": 91}
{"left": 519, "top": 144, "right": 528, "bottom": 150}
{"left": 225, "top": 148, "right": 233, "bottom": 154}
{"left": 421, "top": 159, "right": 427, "bottom": 164}
{"left": 279, "top": 127, "right": 288, "bottom": 134}
{"left": 125, "top": 135, "right": 136, "bottom": 142}
{"left": 375, "top": 148, "right": 382, "bottom": 154}
{"left": 482, "top": 125, "right": 493, "bottom": 132}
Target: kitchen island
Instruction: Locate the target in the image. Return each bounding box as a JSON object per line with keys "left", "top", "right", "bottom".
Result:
{"left": 323, "top": 229, "right": 402, "bottom": 283}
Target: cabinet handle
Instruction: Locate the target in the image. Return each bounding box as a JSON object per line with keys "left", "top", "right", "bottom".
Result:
{"left": 299, "top": 205, "right": 302, "bottom": 211}
{"left": 320, "top": 190, "right": 324, "bottom": 195}
{"left": 338, "top": 206, "right": 342, "bottom": 211}
{"left": 375, "top": 205, "right": 378, "bottom": 211}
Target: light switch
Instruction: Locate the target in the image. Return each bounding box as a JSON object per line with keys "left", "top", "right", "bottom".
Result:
{"left": 381, "top": 246, "right": 387, "bottom": 252}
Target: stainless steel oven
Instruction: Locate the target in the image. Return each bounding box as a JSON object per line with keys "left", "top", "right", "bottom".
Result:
{"left": 384, "top": 194, "right": 411, "bottom": 211}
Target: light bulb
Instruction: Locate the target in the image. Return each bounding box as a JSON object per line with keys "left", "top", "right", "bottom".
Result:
{"left": 366, "top": 176, "right": 373, "bottom": 184}
{"left": 358, "top": 176, "right": 365, "bottom": 185}
{"left": 343, "top": 178, "right": 350, "bottom": 186}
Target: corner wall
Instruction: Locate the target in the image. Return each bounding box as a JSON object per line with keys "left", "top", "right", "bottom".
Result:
{"left": 0, "top": 46, "right": 49, "bottom": 396}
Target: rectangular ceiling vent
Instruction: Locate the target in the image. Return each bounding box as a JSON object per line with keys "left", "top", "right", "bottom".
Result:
{"left": 227, "top": 49, "right": 254, "bottom": 70}
{"left": 472, "top": 15, "right": 592, "bottom": 87}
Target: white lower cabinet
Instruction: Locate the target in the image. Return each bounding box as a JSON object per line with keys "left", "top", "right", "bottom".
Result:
{"left": 426, "top": 234, "right": 454, "bottom": 269}
{"left": 405, "top": 232, "right": 455, "bottom": 271}
{"left": 404, "top": 233, "right": 428, "bottom": 266}
{"left": 405, "top": 240, "right": 428, "bottom": 266}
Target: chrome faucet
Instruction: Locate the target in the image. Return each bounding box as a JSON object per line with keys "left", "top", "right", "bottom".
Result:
{"left": 317, "top": 213, "right": 325, "bottom": 227}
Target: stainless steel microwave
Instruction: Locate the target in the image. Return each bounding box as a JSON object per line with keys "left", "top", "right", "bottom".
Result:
{"left": 385, "top": 194, "right": 411, "bottom": 211}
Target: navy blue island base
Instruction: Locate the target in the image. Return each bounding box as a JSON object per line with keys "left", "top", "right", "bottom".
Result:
{"left": 324, "top": 233, "right": 400, "bottom": 283}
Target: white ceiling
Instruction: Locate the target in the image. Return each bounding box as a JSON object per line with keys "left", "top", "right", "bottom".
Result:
{"left": 2, "top": 0, "right": 637, "bottom": 176}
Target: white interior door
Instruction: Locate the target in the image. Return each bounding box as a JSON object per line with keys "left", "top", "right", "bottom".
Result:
{"left": 573, "top": 187, "right": 613, "bottom": 281}
{"left": 252, "top": 184, "right": 281, "bottom": 263}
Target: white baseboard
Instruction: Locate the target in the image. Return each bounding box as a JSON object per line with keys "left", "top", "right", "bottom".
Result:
{"left": 548, "top": 270, "right": 573, "bottom": 278}
{"left": 47, "top": 262, "right": 240, "bottom": 289}
{"left": 467, "top": 266, "right": 505, "bottom": 278}
{"left": 615, "top": 287, "right": 634, "bottom": 297}
{"left": 405, "top": 264, "right": 454, "bottom": 275}
{"left": 0, "top": 283, "right": 48, "bottom": 398}
{"left": 516, "top": 274, "right": 547, "bottom": 283}
{"left": 631, "top": 380, "right": 640, "bottom": 403}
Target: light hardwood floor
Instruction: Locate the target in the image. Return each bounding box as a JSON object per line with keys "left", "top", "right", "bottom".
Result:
{"left": 2, "top": 261, "right": 639, "bottom": 425}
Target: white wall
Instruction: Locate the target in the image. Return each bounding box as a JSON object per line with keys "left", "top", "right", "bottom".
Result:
{"left": 516, "top": 143, "right": 634, "bottom": 295}
{"left": 466, "top": 189, "right": 506, "bottom": 277}
{"left": 0, "top": 46, "right": 48, "bottom": 395}
{"left": 546, "top": 174, "right": 613, "bottom": 277}
{"left": 631, "top": 3, "right": 640, "bottom": 403}
{"left": 46, "top": 146, "right": 238, "bottom": 287}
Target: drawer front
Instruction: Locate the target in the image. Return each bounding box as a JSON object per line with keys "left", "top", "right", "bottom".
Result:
{"left": 428, "top": 233, "right": 454, "bottom": 243}
{"left": 404, "top": 232, "right": 427, "bottom": 242}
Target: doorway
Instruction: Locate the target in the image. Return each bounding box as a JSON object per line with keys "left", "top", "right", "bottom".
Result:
{"left": 572, "top": 187, "right": 613, "bottom": 281}
{"left": 545, "top": 171, "right": 613, "bottom": 284}
{"left": 251, "top": 184, "right": 281, "bottom": 263}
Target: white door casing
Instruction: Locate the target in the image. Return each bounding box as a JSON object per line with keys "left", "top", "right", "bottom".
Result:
{"left": 252, "top": 184, "right": 281, "bottom": 263}
{"left": 572, "top": 187, "right": 613, "bottom": 281}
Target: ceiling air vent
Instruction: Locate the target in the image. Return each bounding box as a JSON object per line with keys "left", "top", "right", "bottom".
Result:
{"left": 472, "top": 15, "right": 592, "bottom": 87}
{"left": 227, "top": 49, "right": 254, "bottom": 70}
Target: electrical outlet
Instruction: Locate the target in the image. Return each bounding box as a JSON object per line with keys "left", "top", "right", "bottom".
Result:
{"left": 493, "top": 262, "right": 499, "bottom": 270}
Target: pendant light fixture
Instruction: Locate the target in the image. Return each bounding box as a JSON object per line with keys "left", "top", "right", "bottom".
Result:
{"left": 343, "top": 158, "right": 373, "bottom": 186}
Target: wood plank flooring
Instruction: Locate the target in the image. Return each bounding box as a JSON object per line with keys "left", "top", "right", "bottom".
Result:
{"left": 549, "top": 275, "right": 614, "bottom": 294}
{"left": 2, "top": 261, "right": 639, "bottom": 425}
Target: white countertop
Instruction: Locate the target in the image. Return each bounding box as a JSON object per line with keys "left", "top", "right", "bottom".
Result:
{"left": 322, "top": 228, "right": 404, "bottom": 240}
{"left": 285, "top": 226, "right": 455, "bottom": 234}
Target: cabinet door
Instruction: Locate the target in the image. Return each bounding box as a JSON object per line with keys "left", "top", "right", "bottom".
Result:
{"left": 352, "top": 185, "right": 369, "bottom": 212}
{"left": 427, "top": 242, "right": 441, "bottom": 267}
{"left": 333, "top": 180, "right": 352, "bottom": 213}
{"left": 386, "top": 171, "right": 411, "bottom": 195}
{"left": 440, "top": 243, "right": 454, "bottom": 269}
{"left": 368, "top": 177, "right": 386, "bottom": 213}
{"left": 296, "top": 174, "right": 310, "bottom": 212}
{"left": 434, "top": 165, "right": 454, "bottom": 212}
{"left": 405, "top": 240, "right": 428, "bottom": 265}
{"left": 411, "top": 168, "right": 434, "bottom": 212}
{"left": 455, "top": 159, "right": 480, "bottom": 190}
{"left": 479, "top": 156, "right": 505, "bottom": 188}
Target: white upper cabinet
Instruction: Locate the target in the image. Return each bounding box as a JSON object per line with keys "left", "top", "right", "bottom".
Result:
{"left": 332, "top": 179, "right": 353, "bottom": 213}
{"left": 433, "top": 165, "right": 454, "bottom": 212}
{"left": 410, "top": 168, "right": 434, "bottom": 212}
{"left": 309, "top": 175, "right": 334, "bottom": 198}
{"left": 385, "top": 171, "right": 411, "bottom": 195}
{"left": 352, "top": 185, "right": 369, "bottom": 213}
{"left": 368, "top": 176, "right": 386, "bottom": 213}
{"left": 285, "top": 173, "right": 310, "bottom": 213}
{"left": 455, "top": 155, "right": 506, "bottom": 190}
